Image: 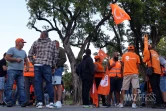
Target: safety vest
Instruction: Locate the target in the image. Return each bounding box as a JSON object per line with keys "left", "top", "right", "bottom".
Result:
{"left": 109, "top": 59, "right": 122, "bottom": 78}
{"left": 24, "top": 62, "right": 34, "bottom": 77}
{"left": 94, "top": 62, "right": 105, "bottom": 78}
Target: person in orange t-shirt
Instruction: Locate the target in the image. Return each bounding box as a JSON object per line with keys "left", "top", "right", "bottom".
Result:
{"left": 144, "top": 45, "right": 164, "bottom": 108}
{"left": 118, "top": 45, "right": 140, "bottom": 108}
{"left": 94, "top": 55, "right": 106, "bottom": 106}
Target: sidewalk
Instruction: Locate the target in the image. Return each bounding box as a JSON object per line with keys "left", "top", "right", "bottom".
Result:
{"left": 0, "top": 105, "right": 165, "bottom": 111}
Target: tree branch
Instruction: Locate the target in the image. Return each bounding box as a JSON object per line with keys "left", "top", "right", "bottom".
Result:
{"left": 32, "top": 25, "right": 42, "bottom": 32}
{"left": 70, "top": 42, "right": 84, "bottom": 47}
{"left": 61, "top": 19, "right": 67, "bottom": 30}
{"left": 36, "top": 13, "right": 55, "bottom": 29}
{"left": 96, "top": 11, "right": 111, "bottom": 29}
{"left": 53, "top": 17, "right": 64, "bottom": 41}
{"left": 64, "top": 8, "right": 81, "bottom": 44}
{"left": 76, "top": 36, "right": 91, "bottom": 63}
{"left": 70, "top": 20, "right": 77, "bottom": 37}
{"left": 99, "top": 40, "right": 115, "bottom": 48}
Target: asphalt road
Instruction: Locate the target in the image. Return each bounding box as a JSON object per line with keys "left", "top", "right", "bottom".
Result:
{"left": 0, "top": 105, "right": 165, "bottom": 111}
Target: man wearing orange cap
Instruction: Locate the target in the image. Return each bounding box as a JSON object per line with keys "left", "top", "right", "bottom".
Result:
{"left": 5, "top": 38, "right": 29, "bottom": 107}
{"left": 94, "top": 55, "right": 106, "bottom": 107}
{"left": 117, "top": 45, "right": 140, "bottom": 108}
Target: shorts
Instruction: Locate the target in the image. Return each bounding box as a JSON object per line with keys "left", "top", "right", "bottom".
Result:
{"left": 122, "top": 74, "right": 139, "bottom": 90}
{"left": 160, "top": 76, "right": 166, "bottom": 92}
{"left": 54, "top": 67, "right": 64, "bottom": 76}
{"left": 110, "top": 77, "right": 122, "bottom": 92}
{"left": 52, "top": 76, "right": 62, "bottom": 85}
{"left": 0, "top": 77, "right": 5, "bottom": 90}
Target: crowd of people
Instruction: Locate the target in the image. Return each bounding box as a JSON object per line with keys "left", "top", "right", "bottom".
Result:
{"left": 0, "top": 31, "right": 166, "bottom": 110}
{"left": 79, "top": 45, "right": 166, "bottom": 109}
{"left": 0, "top": 31, "right": 66, "bottom": 109}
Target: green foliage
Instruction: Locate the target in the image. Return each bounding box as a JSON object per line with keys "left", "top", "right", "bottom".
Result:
{"left": 63, "top": 72, "right": 73, "bottom": 91}
{"left": 120, "top": 0, "right": 166, "bottom": 49}
{"left": 156, "top": 36, "right": 166, "bottom": 57}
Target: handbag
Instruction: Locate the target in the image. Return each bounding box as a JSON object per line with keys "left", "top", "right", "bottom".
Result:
{"left": 146, "top": 50, "right": 154, "bottom": 76}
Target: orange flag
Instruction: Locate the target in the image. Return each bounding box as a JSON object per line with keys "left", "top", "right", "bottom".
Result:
{"left": 90, "top": 80, "right": 99, "bottom": 107}
{"left": 97, "top": 67, "right": 110, "bottom": 95}
{"left": 98, "top": 50, "right": 108, "bottom": 63}
{"left": 110, "top": 4, "right": 131, "bottom": 25}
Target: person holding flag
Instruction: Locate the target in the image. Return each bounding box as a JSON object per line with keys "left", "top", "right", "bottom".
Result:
{"left": 97, "top": 50, "right": 110, "bottom": 107}
{"left": 144, "top": 45, "right": 164, "bottom": 108}
{"left": 93, "top": 55, "right": 107, "bottom": 107}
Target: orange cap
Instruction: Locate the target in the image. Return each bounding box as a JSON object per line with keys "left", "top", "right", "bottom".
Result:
{"left": 94, "top": 55, "right": 100, "bottom": 59}
{"left": 128, "top": 45, "right": 134, "bottom": 50}
{"left": 15, "top": 38, "right": 26, "bottom": 43}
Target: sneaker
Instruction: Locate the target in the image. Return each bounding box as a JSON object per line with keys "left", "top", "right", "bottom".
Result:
{"left": 106, "top": 104, "right": 111, "bottom": 108}
{"left": 0, "top": 102, "right": 6, "bottom": 106}
{"left": 6, "top": 101, "right": 14, "bottom": 107}
{"left": 158, "top": 104, "right": 165, "bottom": 109}
{"left": 46, "top": 102, "right": 55, "bottom": 109}
{"left": 83, "top": 105, "right": 90, "bottom": 108}
{"left": 117, "top": 103, "right": 124, "bottom": 108}
{"left": 132, "top": 103, "right": 137, "bottom": 109}
{"left": 102, "top": 103, "right": 107, "bottom": 106}
{"left": 36, "top": 102, "right": 43, "bottom": 109}
{"left": 21, "top": 101, "right": 28, "bottom": 107}
{"left": 140, "top": 103, "right": 146, "bottom": 107}
{"left": 54, "top": 101, "right": 62, "bottom": 108}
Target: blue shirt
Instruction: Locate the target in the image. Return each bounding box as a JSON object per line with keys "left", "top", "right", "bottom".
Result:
{"left": 7, "top": 47, "right": 27, "bottom": 70}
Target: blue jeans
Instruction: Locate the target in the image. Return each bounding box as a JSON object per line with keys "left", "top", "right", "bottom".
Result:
{"left": 5, "top": 70, "right": 26, "bottom": 105}
{"left": 140, "top": 82, "right": 146, "bottom": 103}
{"left": 34, "top": 65, "right": 54, "bottom": 103}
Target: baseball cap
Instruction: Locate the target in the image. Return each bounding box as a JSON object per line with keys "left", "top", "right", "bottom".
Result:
{"left": 15, "top": 38, "right": 26, "bottom": 43}
{"left": 128, "top": 45, "right": 135, "bottom": 50}
{"left": 94, "top": 55, "right": 100, "bottom": 59}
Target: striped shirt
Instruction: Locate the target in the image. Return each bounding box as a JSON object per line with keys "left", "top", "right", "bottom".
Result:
{"left": 28, "top": 37, "right": 58, "bottom": 67}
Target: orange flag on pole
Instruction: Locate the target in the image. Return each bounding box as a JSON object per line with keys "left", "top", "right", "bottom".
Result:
{"left": 90, "top": 80, "right": 99, "bottom": 107}
{"left": 97, "top": 67, "right": 110, "bottom": 95}
{"left": 98, "top": 50, "right": 108, "bottom": 63}
{"left": 110, "top": 4, "right": 131, "bottom": 25}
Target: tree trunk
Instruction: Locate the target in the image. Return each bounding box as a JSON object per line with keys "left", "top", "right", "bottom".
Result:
{"left": 63, "top": 42, "right": 82, "bottom": 104}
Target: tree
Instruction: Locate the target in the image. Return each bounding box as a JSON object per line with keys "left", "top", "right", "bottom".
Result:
{"left": 26, "top": 0, "right": 114, "bottom": 104}
{"left": 156, "top": 36, "right": 166, "bottom": 57}
{"left": 114, "top": 0, "right": 166, "bottom": 78}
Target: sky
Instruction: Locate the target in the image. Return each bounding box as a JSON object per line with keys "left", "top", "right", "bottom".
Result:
{"left": 0, "top": 0, "right": 121, "bottom": 70}
{"left": 0, "top": 0, "right": 102, "bottom": 69}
